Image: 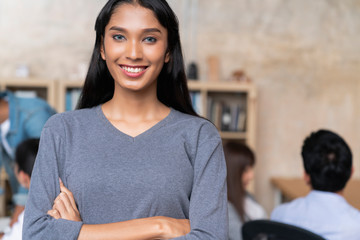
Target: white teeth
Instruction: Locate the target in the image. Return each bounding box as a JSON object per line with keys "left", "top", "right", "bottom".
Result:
{"left": 122, "top": 66, "right": 144, "bottom": 73}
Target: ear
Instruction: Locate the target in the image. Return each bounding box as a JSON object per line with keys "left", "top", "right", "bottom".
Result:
{"left": 303, "top": 171, "right": 311, "bottom": 186}
{"left": 100, "top": 37, "right": 106, "bottom": 60}
{"left": 164, "top": 50, "right": 170, "bottom": 63}
{"left": 18, "top": 170, "right": 31, "bottom": 189}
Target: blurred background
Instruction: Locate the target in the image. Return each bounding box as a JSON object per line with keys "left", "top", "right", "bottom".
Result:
{"left": 0, "top": 0, "right": 359, "bottom": 214}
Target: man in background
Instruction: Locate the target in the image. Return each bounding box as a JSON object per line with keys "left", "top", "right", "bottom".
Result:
{"left": 271, "top": 129, "right": 360, "bottom": 239}
{"left": 0, "top": 90, "right": 55, "bottom": 226}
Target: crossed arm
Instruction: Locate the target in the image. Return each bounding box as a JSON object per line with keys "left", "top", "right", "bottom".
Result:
{"left": 47, "top": 180, "right": 190, "bottom": 240}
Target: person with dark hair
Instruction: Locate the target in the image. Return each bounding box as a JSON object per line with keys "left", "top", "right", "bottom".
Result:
{"left": 271, "top": 129, "right": 360, "bottom": 239}
{"left": 224, "top": 141, "right": 267, "bottom": 240}
{"left": 0, "top": 138, "right": 39, "bottom": 240}
{"left": 0, "top": 91, "right": 55, "bottom": 227}
{"left": 23, "top": 1, "right": 228, "bottom": 239}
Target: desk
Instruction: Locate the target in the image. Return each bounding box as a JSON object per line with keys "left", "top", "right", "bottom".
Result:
{"left": 271, "top": 177, "right": 360, "bottom": 210}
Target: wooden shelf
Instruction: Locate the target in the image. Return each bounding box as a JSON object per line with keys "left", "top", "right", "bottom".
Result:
{"left": 0, "top": 78, "right": 85, "bottom": 113}
{"left": 57, "top": 80, "right": 84, "bottom": 112}
{"left": 188, "top": 80, "right": 256, "bottom": 93}
{"left": 0, "top": 78, "right": 56, "bottom": 109}
{"left": 0, "top": 79, "right": 256, "bottom": 150}
{"left": 187, "top": 80, "right": 257, "bottom": 150}
{"left": 220, "top": 131, "right": 247, "bottom": 140}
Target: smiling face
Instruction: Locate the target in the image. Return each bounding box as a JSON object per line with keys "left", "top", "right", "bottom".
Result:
{"left": 100, "top": 3, "right": 170, "bottom": 95}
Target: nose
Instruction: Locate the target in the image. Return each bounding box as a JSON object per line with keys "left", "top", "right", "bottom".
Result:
{"left": 126, "top": 40, "right": 143, "bottom": 60}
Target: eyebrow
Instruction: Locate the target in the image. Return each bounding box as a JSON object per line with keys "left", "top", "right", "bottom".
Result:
{"left": 108, "top": 26, "right": 162, "bottom": 34}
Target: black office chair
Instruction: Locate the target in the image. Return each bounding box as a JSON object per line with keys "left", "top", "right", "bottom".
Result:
{"left": 242, "top": 220, "right": 326, "bottom": 240}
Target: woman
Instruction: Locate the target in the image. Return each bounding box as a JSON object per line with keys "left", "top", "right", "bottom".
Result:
{"left": 224, "top": 141, "right": 267, "bottom": 240}
{"left": 23, "top": 0, "right": 228, "bottom": 239}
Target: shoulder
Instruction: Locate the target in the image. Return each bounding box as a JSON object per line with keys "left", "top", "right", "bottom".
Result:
{"left": 270, "top": 204, "right": 288, "bottom": 220}
{"left": 43, "top": 107, "right": 98, "bottom": 132}
{"left": 170, "top": 109, "right": 221, "bottom": 142}
{"left": 16, "top": 95, "right": 52, "bottom": 109}
{"left": 170, "top": 109, "right": 207, "bottom": 124}
{"left": 165, "top": 110, "right": 223, "bottom": 164}
{"left": 270, "top": 196, "right": 305, "bottom": 220}
{"left": 343, "top": 201, "right": 360, "bottom": 219}
{"left": 245, "top": 194, "right": 268, "bottom": 219}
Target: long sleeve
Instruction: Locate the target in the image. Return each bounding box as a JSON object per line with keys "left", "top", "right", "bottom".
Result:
{"left": 175, "top": 124, "right": 228, "bottom": 239}
{"left": 22, "top": 116, "right": 83, "bottom": 240}
{"left": 23, "top": 108, "right": 228, "bottom": 239}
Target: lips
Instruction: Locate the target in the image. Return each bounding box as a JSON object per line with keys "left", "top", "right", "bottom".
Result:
{"left": 119, "top": 65, "right": 148, "bottom": 78}
{"left": 121, "top": 65, "right": 146, "bottom": 73}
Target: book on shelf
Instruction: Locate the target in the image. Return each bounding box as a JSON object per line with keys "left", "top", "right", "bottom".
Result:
{"left": 221, "top": 104, "right": 232, "bottom": 131}
{"left": 207, "top": 97, "right": 247, "bottom": 132}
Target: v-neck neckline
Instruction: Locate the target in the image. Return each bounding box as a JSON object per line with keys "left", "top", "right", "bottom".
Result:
{"left": 95, "top": 105, "right": 174, "bottom": 142}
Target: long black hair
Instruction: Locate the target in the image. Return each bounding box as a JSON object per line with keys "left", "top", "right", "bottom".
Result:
{"left": 77, "top": 0, "right": 198, "bottom": 117}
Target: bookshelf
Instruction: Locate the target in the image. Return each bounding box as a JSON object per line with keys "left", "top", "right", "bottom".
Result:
{"left": 188, "top": 80, "right": 257, "bottom": 150}
{"left": 0, "top": 78, "right": 84, "bottom": 112}
{"left": 57, "top": 80, "right": 84, "bottom": 112}
{"left": 0, "top": 78, "right": 257, "bottom": 212}
{"left": 0, "top": 78, "right": 256, "bottom": 148}
{"left": 0, "top": 78, "right": 57, "bottom": 110}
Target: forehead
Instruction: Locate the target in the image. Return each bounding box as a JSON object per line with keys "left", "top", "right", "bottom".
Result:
{"left": 107, "top": 3, "right": 164, "bottom": 31}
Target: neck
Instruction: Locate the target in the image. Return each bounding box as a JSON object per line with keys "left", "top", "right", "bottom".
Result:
{"left": 102, "top": 87, "right": 168, "bottom": 122}
{"left": 312, "top": 188, "right": 345, "bottom": 196}
{"left": 101, "top": 86, "right": 170, "bottom": 138}
{"left": 335, "top": 189, "right": 344, "bottom": 196}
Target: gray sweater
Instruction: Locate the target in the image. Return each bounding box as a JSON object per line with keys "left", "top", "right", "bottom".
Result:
{"left": 23, "top": 106, "right": 228, "bottom": 239}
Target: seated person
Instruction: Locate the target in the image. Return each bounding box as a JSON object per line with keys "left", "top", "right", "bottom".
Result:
{"left": 0, "top": 90, "right": 55, "bottom": 226}
{"left": 224, "top": 141, "right": 267, "bottom": 240}
{"left": 271, "top": 129, "right": 360, "bottom": 239}
{"left": 0, "top": 138, "right": 39, "bottom": 240}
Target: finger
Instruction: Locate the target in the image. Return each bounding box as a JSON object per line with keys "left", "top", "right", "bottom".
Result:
{"left": 58, "top": 192, "right": 74, "bottom": 213}
{"left": 52, "top": 196, "right": 82, "bottom": 222}
{"left": 59, "top": 178, "right": 66, "bottom": 193}
{"left": 60, "top": 189, "right": 77, "bottom": 212}
{"left": 59, "top": 179, "right": 77, "bottom": 210}
{"left": 47, "top": 209, "right": 61, "bottom": 219}
{"left": 53, "top": 194, "right": 67, "bottom": 217}
{"left": 59, "top": 178, "right": 64, "bottom": 189}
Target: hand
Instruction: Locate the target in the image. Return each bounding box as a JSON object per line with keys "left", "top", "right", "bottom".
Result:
{"left": 157, "top": 216, "right": 190, "bottom": 239}
{"left": 9, "top": 205, "right": 25, "bottom": 227}
{"left": 47, "top": 179, "right": 82, "bottom": 222}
